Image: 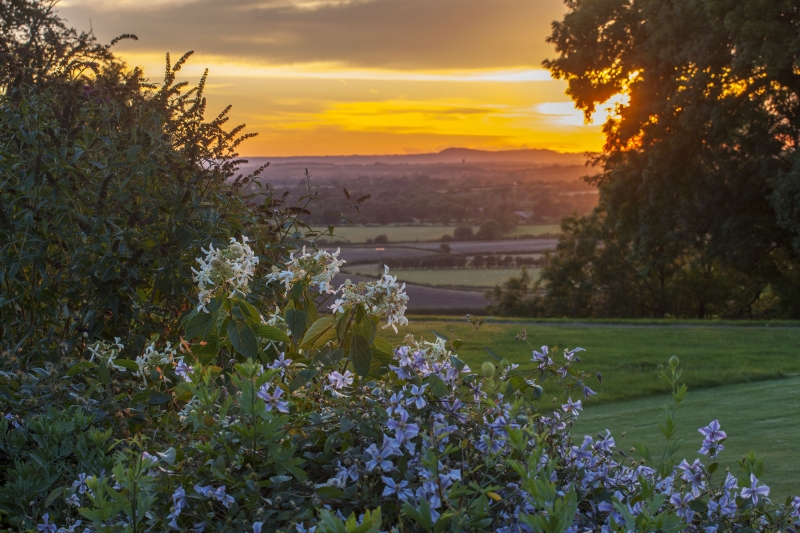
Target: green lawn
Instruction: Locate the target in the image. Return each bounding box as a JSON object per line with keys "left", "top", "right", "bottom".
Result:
{"left": 574, "top": 378, "right": 800, "bottom": 500}
{"left": 313, "top": 224, "right": 559, "bottom": 244}
{"left": 384, "top": 319, "right": 800, "bottom": 405}
{"left": 341, "top": 265, "right": 538, "bottom": 287}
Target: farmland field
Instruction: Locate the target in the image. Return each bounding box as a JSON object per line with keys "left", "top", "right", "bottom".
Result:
{"left": 575, "top": 377, "right": 800, "bottom": 500}
{"left": 384, "top": 318, "right": 800, "bottom": 404}
{"left": 341, "top": 264, "right": 538, "bottom": 287}
{"left": 313, "top": 224, "right": 560, "bottom": 243}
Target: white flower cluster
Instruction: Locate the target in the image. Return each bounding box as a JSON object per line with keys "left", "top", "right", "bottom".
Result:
{"left": 401, "top": 335, "right": 450, "bottom": 363}
{"left": 266, "top": 247, "right": 345, "bottom": 294}
{"left": 135, "top": 342, "right": 176, "bottom": 385}
{"left": 87, "top": 337, "right": 126, "bottom": 371}
{"left": 331, "top": 266, "right": 409, "bottom": 332}
{"left": 192, "top": 236, "right": 259, "bottom": 312}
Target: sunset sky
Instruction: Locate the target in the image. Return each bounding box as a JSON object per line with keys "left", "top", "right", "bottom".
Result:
{"left": 59, "top": 0, "right": 611, "bottom": 156}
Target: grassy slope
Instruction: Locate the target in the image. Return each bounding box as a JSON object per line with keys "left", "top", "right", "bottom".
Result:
{"left": 385, "top": 320, "right": 800, "bottom": 404}
{"left": 573, "top": 378, "right": 800, "bottom": 500}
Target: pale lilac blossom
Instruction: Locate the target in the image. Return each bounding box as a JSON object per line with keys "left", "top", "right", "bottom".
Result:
{"left": 740, "top": 474, "right": 770, "bottom": 505}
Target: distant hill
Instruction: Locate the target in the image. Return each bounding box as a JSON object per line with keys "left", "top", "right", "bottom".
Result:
{"left": 242, "top": 147, "right": 588, "bottom": 167}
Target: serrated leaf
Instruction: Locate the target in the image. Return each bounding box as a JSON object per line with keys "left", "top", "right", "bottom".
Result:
{"left": 349, "top": 333, "right": 373, "bottom": 378}
{"left": 184, "top": 311, "right": 213, "bottom": 340}
{"left": 228, "top": 320, "right": 258, "bottom": 358}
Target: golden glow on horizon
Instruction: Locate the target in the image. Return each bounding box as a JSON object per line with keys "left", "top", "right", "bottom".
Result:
{"left": 121, "top": 52, "right": 609, "bottom": 157}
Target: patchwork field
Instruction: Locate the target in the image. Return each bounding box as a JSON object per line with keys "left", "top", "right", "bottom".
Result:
{"left": 341, "top": 264, "right": 540, "bottom": 288}
{"left": 313, "top": 224, "right": 560, "bottom": 244}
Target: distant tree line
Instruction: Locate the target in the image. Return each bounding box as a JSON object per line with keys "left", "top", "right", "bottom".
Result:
{"left": 253, "top": 176, "right": 598, "bottom": 227}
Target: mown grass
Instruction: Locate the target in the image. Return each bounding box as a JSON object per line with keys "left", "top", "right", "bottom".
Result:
{"left": 313, "top": 224, "right": 559, "bottom": 244}
{"left": 342, "top": 265, "right": 540, "bottom": 287}
{"left": 385, "top": 319, "right": 800, "bottom": 405}
{"left": 574, "top": 377, "right": 800, "bottom": 500}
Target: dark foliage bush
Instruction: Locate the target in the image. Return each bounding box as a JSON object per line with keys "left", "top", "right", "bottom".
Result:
{"left": 0, "top": 0, "right": 290, "bottom": 359}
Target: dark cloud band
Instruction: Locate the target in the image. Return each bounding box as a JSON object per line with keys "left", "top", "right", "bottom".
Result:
{"left": 60, "top": 0, "right": 565, "bottom": 70}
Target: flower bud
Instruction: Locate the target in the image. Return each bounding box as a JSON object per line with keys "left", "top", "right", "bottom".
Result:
{"left": 668, "top": 355, "right": 680, "bottom": 369}
{"left": 481, "top": 362, "right": 496, "bottom": 378}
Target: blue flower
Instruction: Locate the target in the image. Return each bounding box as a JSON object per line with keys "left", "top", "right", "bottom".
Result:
{"left": 381, "top": 476, "right": 413, "bottom": 501}
{"left": 740, "top": 474, "right": 770, "bottom": 505}
{"left": 257, "top": 384, "right": 290, "bottom": 413}
{"left": 37, "top": 514, "right": 56, "bottom": 533}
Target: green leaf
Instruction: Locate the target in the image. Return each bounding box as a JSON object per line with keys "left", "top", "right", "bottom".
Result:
{"left": 289, "top": 368, "right": 319, "bottom": 392}
{"left": 313, "top": 347, "right": 344, "bottom": 367}
{"left": 148, "top": 391, "right": 171, "bottom": 405}
{"left": 44, "top": 487, "right": 64, "bottom": 507}
{"left": 228, "top": 320, "right": 258, "bottom": 358}
{"left": 301, "top": 316, "right": 336, "bottom": 348}
{"left": 484, "top": 347, "right": 503, "bottom": 362}
{"left": 185, "top": 311, "right": 214, "bottom": 340}
{"left": 112, "top": 359, "right": 139, "bottom": 372}
{"left": 235, "top": 298, "right": 262, "bottom": 326}
{"left": 449, "top": 355, "right": 466, "bottom": 371}
{"left": 349, "top": 334, "right": 373, "bottom": 378}
{"left": 125, "top": 144, "right": 142, "bottom": 161}
{"left": 354, "top": 318, "right": 377, "bottom": 345}
{"left": 427, "top": 375, "right": 449, "bottom": 398}
{"left": 372, "top": 336, "right": 393, "bottom": 357}
{"left": 98, "top": 363, "right": 110, "bottom": 385}
{"left": 192, "top": 331, "right": 219, "bottom": 365}
{"left": 285, "top": 309, "right": 308, "bottom": 342}
{"left": 291, "top": 279, "right": 307, "bottom": 301}
{"left": 253, "top": 324, "right": 290, "bottom": 344}
{"left": 66, "top": 361, "right": 98, "bottom": 376}
{"left": 432, "top": 330, "right": 449, "bottom": 343}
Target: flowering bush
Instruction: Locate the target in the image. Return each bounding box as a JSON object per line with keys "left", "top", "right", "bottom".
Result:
{"left": 1, "top": 239, "right": 799, "bottom": 533}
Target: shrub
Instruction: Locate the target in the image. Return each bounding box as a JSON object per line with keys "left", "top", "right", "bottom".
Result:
{"left": 1, "top": 240, "right": 798, "bottom": 533}
{"left": 0, "top": 0, "right": 318, "bottom": 359}
{"left": 373, "top": 234, "right": 389, "bottom": 244}
{"left": 476, "top": 219, "right": 502, "bottom": 241}
{"left": 453, "top": 226, "right": 474, "bottom": 241}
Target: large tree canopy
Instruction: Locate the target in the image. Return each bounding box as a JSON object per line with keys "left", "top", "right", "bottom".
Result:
{"left": 523, "top": 0, "right": 800, "bottom": 318}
